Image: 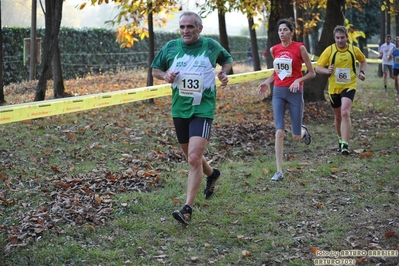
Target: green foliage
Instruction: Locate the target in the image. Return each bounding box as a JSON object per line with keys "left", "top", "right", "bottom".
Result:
{"left": 2, "top": 27, "right": 31, "bottom": 84}
{"left": 2, "top": 27, "right": 266, "bottom": 85}
{"left": 344, "top": 0, "right": 381, "bottom": 39}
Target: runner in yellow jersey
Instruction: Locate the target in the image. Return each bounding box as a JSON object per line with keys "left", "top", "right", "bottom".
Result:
{"left": 316, "top": 26, "right": 367, "bottom": 155}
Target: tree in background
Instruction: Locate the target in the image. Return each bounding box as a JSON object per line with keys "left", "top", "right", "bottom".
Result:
{"left": 52, "top": 37, "right": 67, "bottom": 98}
{"left": 395, "top": 0, "right": 399, "bottom": 36}
{"left": 303, "top": 0, "right": 346, "bottom": 102}
{"left": 386, "top": 0, "right": 392, "bottom": 35}
{"left": 34, "top": 0, "right": 66, "bottom": 101}
{"left": 84, "top": 0, "right": 179, "bottom": 103}
{"left": 146, "top": 2, "right": 155, "bottom": 103}
{"left": 247, "top": 16, "right": 261, "bottom": 71}
{"left": 206, "top": 0, "right": 271, "bottom": 72}
{"left": 0, "top": 0, "right": 4, "bottom": 105}
{"left": 216, "top": 3, "right": 233, "bottom": 74}
{"left": 196, "top": 0, "right": 235, "bottom": 74}
{"left": 197, "top": 0, "right": 266, "bottom": 73}
{"left": 240, "top": 0, "right": 268, "bottom": 72}
{"left": 295, "top": 0, "right": 324, "bottom": 54}
{"left": 345, "top": 1, "right": 380, "bottom": 57}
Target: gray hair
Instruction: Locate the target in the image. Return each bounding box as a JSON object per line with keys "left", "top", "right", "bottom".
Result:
{"left": 180, "top": 11, "right": 203, "bottom": 27}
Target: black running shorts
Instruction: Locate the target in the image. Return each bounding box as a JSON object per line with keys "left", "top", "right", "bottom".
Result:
{"left": 173, "top": 117, "right": 213, "bottom": 144}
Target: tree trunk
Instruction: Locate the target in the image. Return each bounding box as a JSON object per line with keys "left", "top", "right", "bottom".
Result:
{"left": 217, "top": 8, "right": 233, "bottom": 75}
{"left": 358, "top": 38, "right": 368, "bottom": 57}
{"left": 380, "top": 0, "right": 386, "bottom": 43}
{"left": 248, "top": 17, "right": 261, "bottom": 71}
{"left": 396, "top": 9, "right": 399, "bottom": 36}
{"left": 378, "top": 0, "right": 385, "bottom": 78}
{"left": 34, "top": 0, "right": 63, "bottom": 101}
{"left": 296, "top": 4, "right": 304, "bottom": 43}
{"left": 303, "top": 0, "right": 346, "bottom": 102}
{"left": 52, "top": 38, "right": 66, "bottom": 98}
{"left": 395, "top": 11, "right": 399, "bottom": 36}
{"left": 29, "top": 0, "right": 37, "bottom": 81}
{"left": 0, "top": 0, "right": 5, "bottom": 105}
{"left": 303, "top": 35, "right": 310, "bottom": 54}
{"left": 295, "top": 4, "right": 310, "bottom": 52}
{"left": 146, "top": 3, "right": 155, "bottom": 104}
{"left": 386, "top": 0, "right": 391, "bottom": 34}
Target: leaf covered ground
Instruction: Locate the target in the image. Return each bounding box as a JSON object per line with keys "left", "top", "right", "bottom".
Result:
{"left": 1, "top": 65, "right": 399, "bottom": 265}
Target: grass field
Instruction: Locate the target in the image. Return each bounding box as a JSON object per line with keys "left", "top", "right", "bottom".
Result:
{"left": 1, "top": 63, "right": 398, "bottom": 265}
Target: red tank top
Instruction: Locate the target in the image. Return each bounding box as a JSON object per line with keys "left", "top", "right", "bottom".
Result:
{"left": 272, "top": 41, "right": 304, "bottom": 86}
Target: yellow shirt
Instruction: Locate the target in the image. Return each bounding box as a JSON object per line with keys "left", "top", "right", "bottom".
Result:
{"left": 317, "top": 44, "right": 366, "bottom": 94}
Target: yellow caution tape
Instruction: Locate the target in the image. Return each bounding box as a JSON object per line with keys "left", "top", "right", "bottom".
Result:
{"left": 219, "top": 62, "right": 316, "bottom": 85}
{"left": 366, "top": 58, "right": 382, "bottom": 64}
{"left": 0, "top": 85, "right": 171, "bottom": 125}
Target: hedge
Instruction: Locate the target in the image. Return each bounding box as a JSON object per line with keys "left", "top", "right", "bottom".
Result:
{"left": 2, "top": 27, "right": 266, "bottom": 85}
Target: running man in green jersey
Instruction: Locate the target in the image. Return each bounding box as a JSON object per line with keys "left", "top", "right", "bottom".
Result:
{"left": 151, "top": 11, "right": 233, "bottom": 225}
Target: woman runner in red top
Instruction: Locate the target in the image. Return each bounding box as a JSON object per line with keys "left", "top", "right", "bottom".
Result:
{"left": 257, "top": 18, "right": 315, "bottom": 181}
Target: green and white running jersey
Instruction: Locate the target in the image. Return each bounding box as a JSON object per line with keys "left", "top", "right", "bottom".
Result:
{"left": 151, "top": 37, "right": 232, "bottom": 119}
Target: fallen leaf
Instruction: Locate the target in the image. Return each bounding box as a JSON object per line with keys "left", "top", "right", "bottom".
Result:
{"left": 242, "top": 250, "right": 251, "bottom": 257}
{"left": 79, "top": 2, "right": 87, "bottom": 10}
{"left": 9, "top": 235, "right": 18, "bottom": 244}
{"left": 330, "top": 167, "right": 339, "bottom": 173}
{"left": 360, "top": 152, "right": 373, "bottom": 159}
{"left": 310, "top": 247, "right": 320, "bottom": 254}
{"left": 368, "top": 243, "right": 382, "bottom": 249}
{"left": 356, "top": 257, "right": 367, "bottom": 263}
{"left": 41, "top": 149, "right": 52, "bottom": 155}
{"left": 385, "top": 231, "right": 395, "bottom": 238}
{"left": 94, "top": 196, "right": 103, "bottom": 203}
{"left": 53, "top": 181, "right": 72, "bottom": 188}
{"left": 125, "top": 168, "right": 134, "bottom": 176}
{"left": 66, "top": 133, "right": 77, "bottom": 142}
{"left": 49, "top": 164, "right": 60, "bottom": 173}
{"left": 172, "top": 197, "right": 180, "bottom": 205}
{"left": 353, "top": 148, "right": 364, "bottom": 154}
{"left": 107, "top": 172, "right": 117, "bottom": 180}
{"left": 87, "top": 225, "right": 95, "bottom": 231}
